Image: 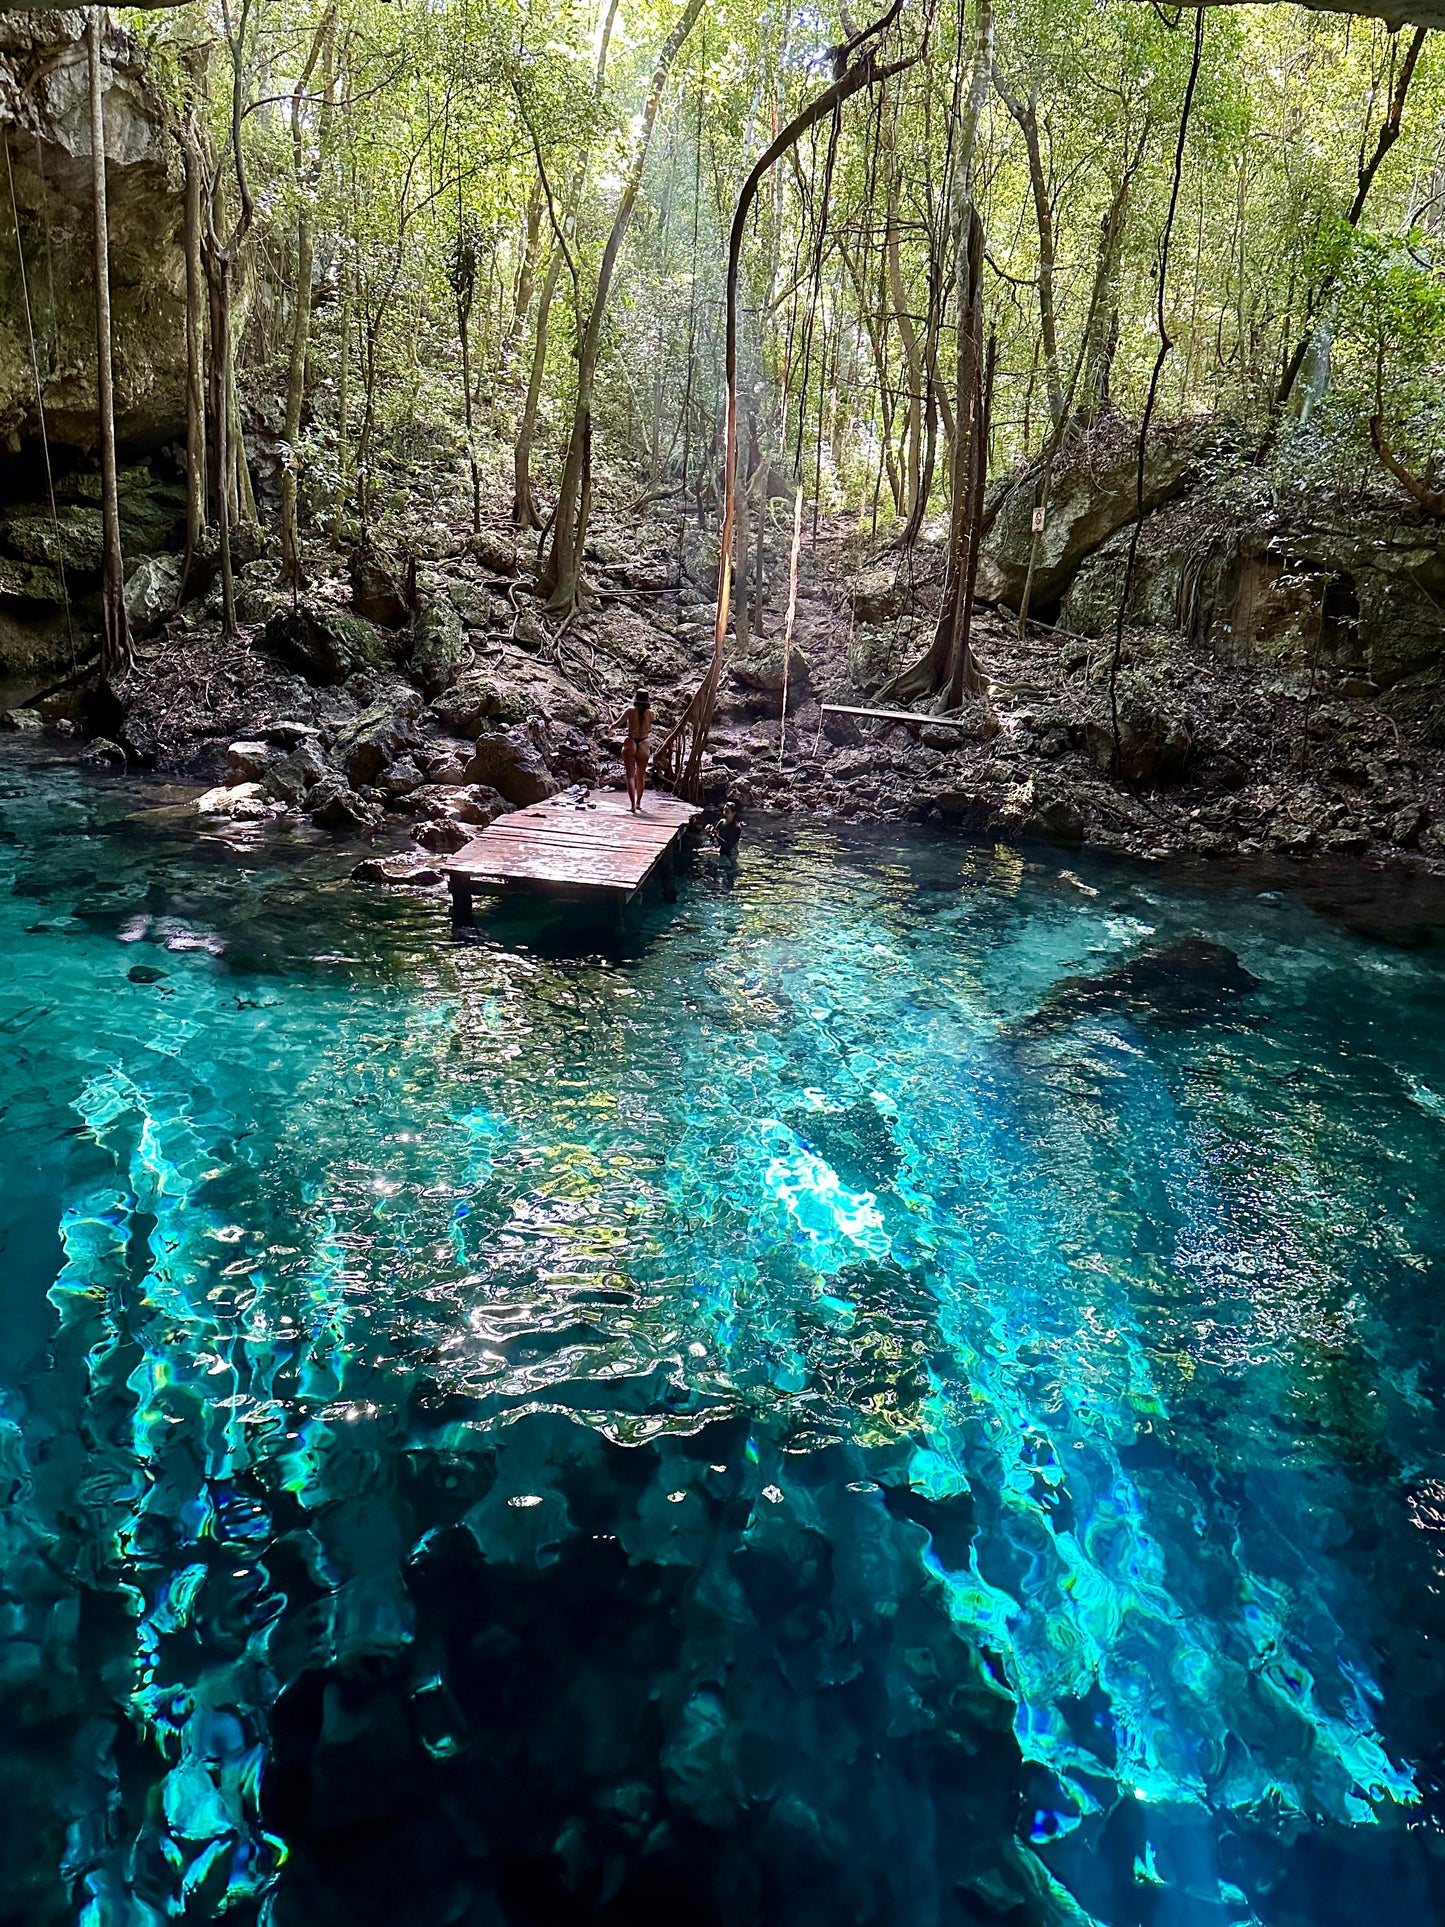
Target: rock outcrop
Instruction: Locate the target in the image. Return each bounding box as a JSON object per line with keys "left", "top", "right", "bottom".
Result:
{"left": 0, "top": 14, "right": 186, "bottom": 455}
{"left": 978, "top": 417, "right": 1238, "bottom": 614}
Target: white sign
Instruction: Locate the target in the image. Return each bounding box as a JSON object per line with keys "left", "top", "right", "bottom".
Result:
{"left": 1031, "top": 507, "right": 1046, "bottom": 534}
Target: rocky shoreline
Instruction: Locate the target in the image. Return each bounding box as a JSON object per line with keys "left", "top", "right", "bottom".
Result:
{"left": 2, "top": 490, "right": 1443, "bottom": 908}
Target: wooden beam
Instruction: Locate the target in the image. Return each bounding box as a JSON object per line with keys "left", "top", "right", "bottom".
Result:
{"left": 820, "top": 703, "right": 974, "bottom": 729}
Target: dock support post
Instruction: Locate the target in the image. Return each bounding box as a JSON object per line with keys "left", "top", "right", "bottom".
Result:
{"left": 660, "top": 850, "right": 678, "bottom": 903}
{"left": 449, "top": 874, "right": 474, "bottom": 926}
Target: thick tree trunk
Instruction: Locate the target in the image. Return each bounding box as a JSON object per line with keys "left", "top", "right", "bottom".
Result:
{"left": 879, "top": 0, "right": 991, "bottom": 702}
{"left": 87, "top": 12, "right": 129, "bottom": 679}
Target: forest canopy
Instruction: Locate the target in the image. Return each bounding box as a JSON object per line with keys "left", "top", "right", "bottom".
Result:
{"left": 116, "top": 0, "right": 1445, "bottom": 584}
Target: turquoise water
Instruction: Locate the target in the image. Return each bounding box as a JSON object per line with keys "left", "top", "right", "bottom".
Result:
{"left": 2, "top": 744, "right": 1445, "bottom": 1926}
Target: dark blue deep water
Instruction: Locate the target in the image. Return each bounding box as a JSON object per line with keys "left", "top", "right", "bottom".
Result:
{"left": 2, "top": 744, "right": 1445, "bottom": 1927}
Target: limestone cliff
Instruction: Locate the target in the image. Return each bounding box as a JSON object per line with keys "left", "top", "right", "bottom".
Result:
{"left": 0, "top": 10, "right": 185, "bottom": 457}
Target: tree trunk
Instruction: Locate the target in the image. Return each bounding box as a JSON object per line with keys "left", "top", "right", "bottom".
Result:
{"left": 281, "top": 6, "right": 336, "bottom": 589}
{"left": 87, "top": 11, "right": 128, "bottom": 679}
{"left": 733, "top": 438, "right": 751, "bottom": 657}
{"left": 280, "top": 202, "right": 314, "bottom": 585}
{"left": 181, "top": 116, "right": 206, "bottom": 592}
{"left": 539, "top": 0, "right": 706, "bottom": 611}
{"left": 879, "top": 0, "right": 991, "bottom": 702}
{"left": 995, "top": 76, "right": 1063, "bottom": 426}
{"left": 506, "top": 175, "right": 545, "bottom": 358}
{"left": 331, "top": 262, "right": 350, "bottom": 546}
{"left": 513, "top": 248, "right": 560, "bottom": 529}
{"left": 214, "top": 257, "right": 236, "bottom": 635}
{"left": 885, "top": 184, "right": 923, "bottom": 516}
{"left": 1277, "top": 25, "right": 1427, "bottom": 411}
{"left": 1079, "top": 172, "right": 1130, "bottom": 424}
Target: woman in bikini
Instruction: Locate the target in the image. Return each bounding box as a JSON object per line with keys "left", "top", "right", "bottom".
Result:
{"left": 618, "top": 688, "right": 653, "bottom": 812}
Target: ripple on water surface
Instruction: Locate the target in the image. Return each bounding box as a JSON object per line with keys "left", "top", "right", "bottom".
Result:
{"left": 1, "top": 747, "right": 1445, "bottom": 1926}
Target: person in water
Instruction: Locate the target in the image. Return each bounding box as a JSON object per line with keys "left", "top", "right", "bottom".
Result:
{"left": 618, "top": 688, "right": 652, "bottom": 812}
{"left": 715, "top": 799, "right": 743, "bottom": 860}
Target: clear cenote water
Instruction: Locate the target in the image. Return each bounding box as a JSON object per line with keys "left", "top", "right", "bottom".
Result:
{"left": 2, "top": 743, "right": 1444, "bottom": 1927}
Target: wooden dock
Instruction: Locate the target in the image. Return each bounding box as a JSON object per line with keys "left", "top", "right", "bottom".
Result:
{"left": 445, "top": 788, "right": 701, "bottom": 921}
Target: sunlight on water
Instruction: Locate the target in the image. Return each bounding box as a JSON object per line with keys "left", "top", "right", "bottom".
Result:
{"left": 1, "top": 744, "right": 1444, "bottom": 1926}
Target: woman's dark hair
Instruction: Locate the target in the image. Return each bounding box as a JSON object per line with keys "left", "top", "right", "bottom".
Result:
{"left": 634, "top": 688, "right": 651, "bottom": 713}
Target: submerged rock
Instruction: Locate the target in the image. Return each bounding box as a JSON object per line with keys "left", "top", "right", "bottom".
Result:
{"left": 1018, "top": 938, "right": 1262, "bottom": 1035}
{"left": 351, "top": 856, "right": 444, "bottom": 886}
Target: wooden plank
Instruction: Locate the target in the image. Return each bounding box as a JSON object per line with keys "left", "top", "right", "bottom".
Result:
{"left": 482, "top": 821, "right": 679, "bottom": 850}
{"left": 820, "top": 702, "right": 973, "bottom": 729}
{"left": 459, "top": 847, "right": 661, "bottom": 887}
{"left": 445, "top": 786, "right": 698, "bottom": 911}
{"left": 450, "top": 832, "right": 664, "bottom": 882}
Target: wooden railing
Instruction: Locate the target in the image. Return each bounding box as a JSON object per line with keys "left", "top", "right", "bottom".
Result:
{"left": 653, "top": 640, "right": 723, "bottom": 803}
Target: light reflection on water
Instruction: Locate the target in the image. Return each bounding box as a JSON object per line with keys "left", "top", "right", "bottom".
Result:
{"left": 1, "top": 746, "right": 1444, "bottom": 1925}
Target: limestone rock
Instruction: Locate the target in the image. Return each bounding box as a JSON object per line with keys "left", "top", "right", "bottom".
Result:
{"left": 848, "top": 622, "right": 903, "bottom": 695}
{"left": 332, "top": 703, "right": 418, "bottom": 789}
{"left": 851, "top": 566, "right": 907, "bottom": 623}
{"left": 981, "top": 419, "right": 1235, "bottom": 612}
{"left": 0, "top": 707, "right": 42, "bottom": 731}
{"left": 1082, "top": 684, "right": 1192, "bottom": 788}
{"left": 262, "top": 742, "right": 328, "bottom": 806}
{"left": 430, "top": 657, "right": 593, "bottom": 733}
{"left": 469, "top": 529, "right": 519, "bottom": 577}
{"left": 226, "top": 740, "right": 279, "bottom": 784}
{"left": 307, "top": 776, "right": 381, "bottom": 833}
{"left": 260, "top": 603, "right": 393, "bottom": 687}
{"left": 451, "top": 784, "right": 509, "bottom": 827}
{"left": 196, "top": 781, "right": 271, "bottom": 820}
{"left": 349, "top": 547, "right": 412, "bottom": 628}
{"left": 379, "top": 758, "right": 425, "bottom": 801}
{"left": 0, "top": 505, "right": 103, "bottom": 573}
{"left": 409, "top": 596, "right": 465, "bottom": 697}
{"left": 414, "top": 817, "right": 471, "bottom": 854}
{"left": 464, "top": 728, "right": 557, "bottom": 806}
{"left": 123, "top": 552, "right": 180, "bottom": 634}
{"left": 0, "top": 22, "right": 187, "bottom": 454}
{"left": 729, "top": 642, "right": 812, "bottom": 708}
